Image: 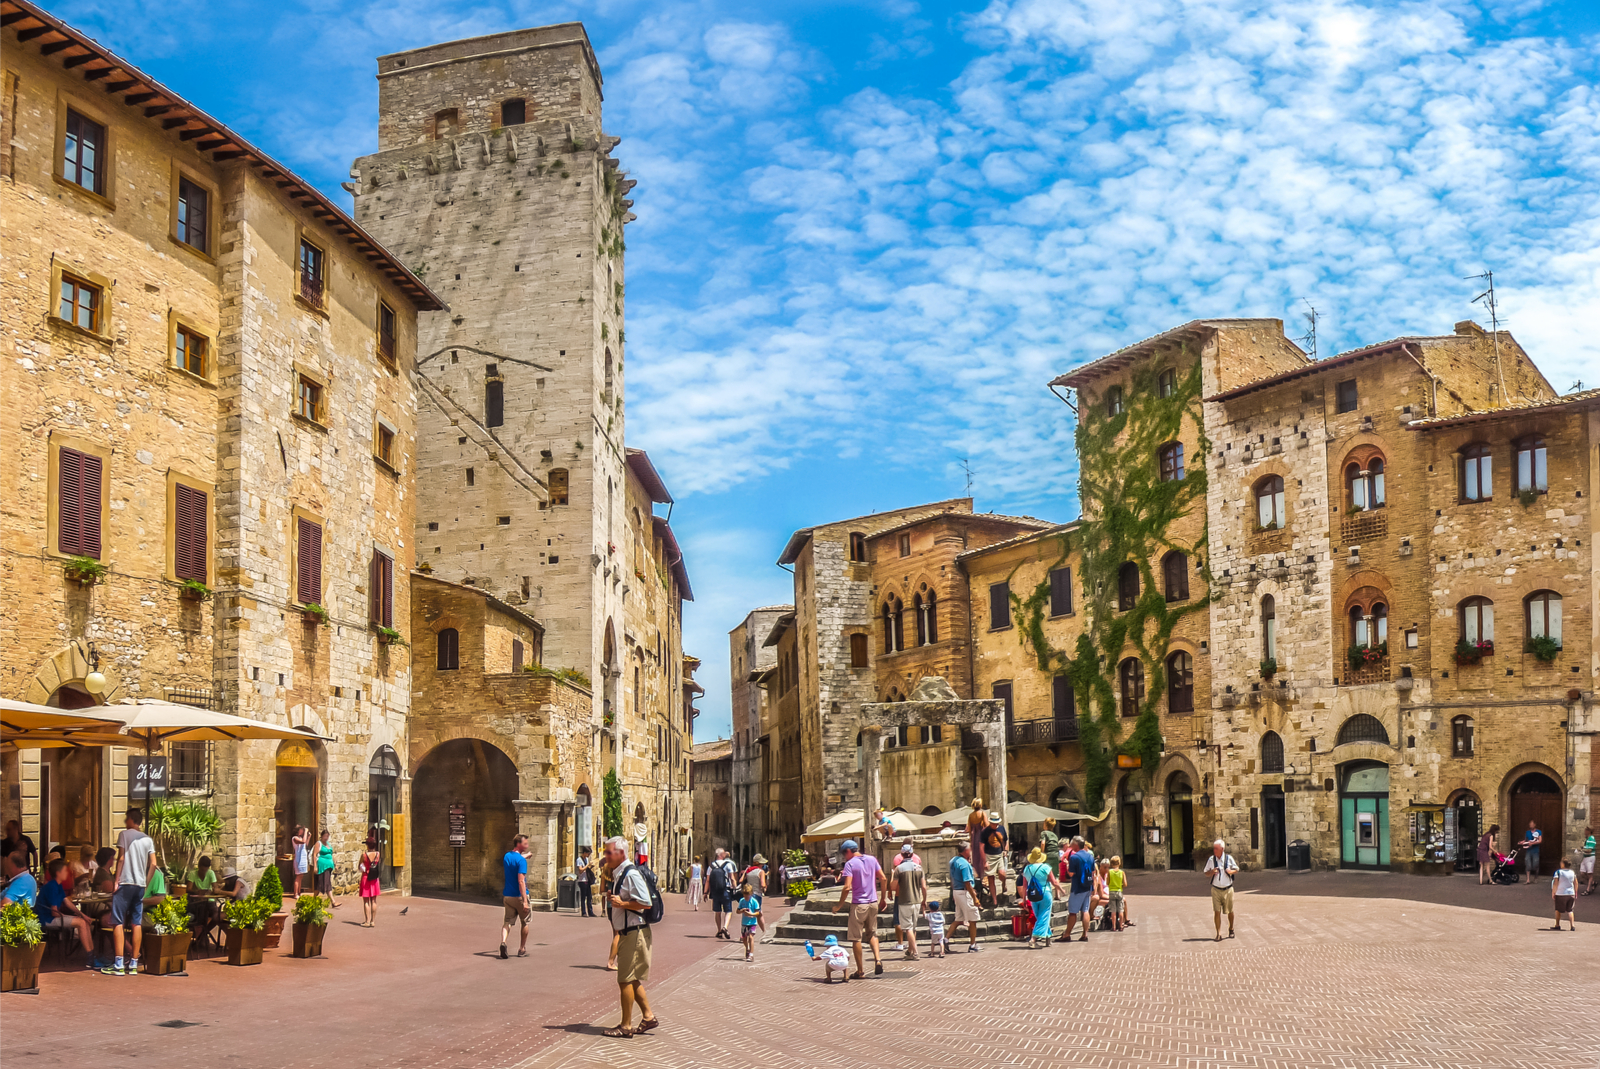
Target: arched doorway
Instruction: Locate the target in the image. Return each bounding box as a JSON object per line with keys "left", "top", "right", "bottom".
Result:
{"left": 42, "top": 682, "right": 103, "bottom": 852}
{"left": 1167, "top": 772, "right": 1194, "bottom": 870}
{"left": 412, "top": 739, "right": 519, "bottom": 896}
{"left": 275, "top": 739, "right": 324, "bottom": 892}
{"left": 1117, "top": 779, "right": 1143, "bottom": 869}
{"left": 1447, "top": 789, "right": 1481, "bottom": 872}
{"left": 368, "top": 746, "right": 402, "bottom": 888}
{"left": 1339, "top": 761, "right": 1390, "bottom": 870}
{"left": 1510, "top": 772, "right": 1563, "bottom": 876}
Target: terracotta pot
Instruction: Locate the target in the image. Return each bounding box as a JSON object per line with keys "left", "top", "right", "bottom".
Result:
{"left": 262, "top": 911, "right": 287, "bottom": 949}
{"left": 1, "top": 943, "right": 45, "bottom": 992}
{"left": 225, "top": 928, "right": 266, "bottom": 966}
{"left": 291, "top": 921, "right": 326, "bottom": 959}
{"left": 142, "top": 931, "right": 189, "bottom": 976}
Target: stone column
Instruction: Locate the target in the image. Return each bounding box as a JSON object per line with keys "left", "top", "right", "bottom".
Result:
{"left": 859, "top": 722, "right": 882, "bottom": 848}
{"left": 985, "top": 721, "right": 1008, "bottom": 822}
{"left": 517, "top": 799, "right": 565, "bottom": 910}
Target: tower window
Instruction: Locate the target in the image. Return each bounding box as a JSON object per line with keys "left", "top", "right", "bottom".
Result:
{"left": 501, "top": 99, "right": 526, "bottom": 126}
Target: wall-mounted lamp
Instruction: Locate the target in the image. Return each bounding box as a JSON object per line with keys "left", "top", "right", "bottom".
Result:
{"left": 84, "top": 641, "right": 107, "bottom": 699}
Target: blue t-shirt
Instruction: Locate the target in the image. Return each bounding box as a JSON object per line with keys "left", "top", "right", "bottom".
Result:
{"left": 1067, "top": 849, "right": 1095, "bottom": 894}
{"left": 3, "top": 871, "right": 38, "bottom": 909}
{"left": 949, "top": 855, "right": 976, "bottom": 890}
{"left": 1521, "top": 828, "right": 1542, "bottom": 853}
{"left": 35, "top": 879, "right": 67, "bottom": 926}
{"left": 502, "top": 851, "right": 528, "bottom": 898}
{"left": 738, "top": 892, "right": 762, "bottom": 927}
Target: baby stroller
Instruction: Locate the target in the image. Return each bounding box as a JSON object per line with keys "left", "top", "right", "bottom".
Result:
{"left": 1490, "top": 848, "right": 1521, "bottom": 884}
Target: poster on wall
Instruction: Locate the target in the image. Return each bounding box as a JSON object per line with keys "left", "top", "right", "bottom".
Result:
{"left": 1443, "top": 806, "right": 1457, "bottom": 862}
{"left": 448, "top": 802, "right": 467, "bottom": 848}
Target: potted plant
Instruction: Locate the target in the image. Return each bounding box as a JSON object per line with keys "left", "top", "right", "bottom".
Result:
{"left": 1454, "top": 638, "right": 1493, "bottom": 665}
{"left": 148, "top": 798, "right": 223, "bottom": 891}
{"left": 0, "top": 902, "right": 44, "bottom": 992}
{"left": 178, "top": 578, "right": 212, "bottom": 602}
{"left": 291, "top": 894, "right": 331, "bottom": 959}
{"left": 252, "top": 864, "right": 288, "bottom": 948}
{"left": 143, "top": 896, "right": 191, "bottom": 976}
{"left": 1259, "top": 657, "right": 1277, "bottom": 679}
{"left": 373, "top": 625, "right": 408, "bottom": 647}
{"left": 222, "top": 897, "right": 273, "bottom": 965}
{"left": 301, "top": 602, "right": 330, "bottom": 627}
{"left": 62, "top": 555, "right": 107, "bottom": 587}
{"left": 1526, "top": 635, "right": 1561, "bottom": 662}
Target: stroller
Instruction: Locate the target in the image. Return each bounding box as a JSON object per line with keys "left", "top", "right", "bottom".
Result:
{"left": 1490, "top": 848, "right": 1521, "bottom": 884}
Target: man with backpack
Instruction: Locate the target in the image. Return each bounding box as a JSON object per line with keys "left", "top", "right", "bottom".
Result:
{"left": 602, "top": 836, "right": 662, "bottom": 1038}
{"left": 708, "top": 848, "right": 737, "bottom": 939}
{"left": 1202, "top": 839, "right": 1239, "bottom": 942}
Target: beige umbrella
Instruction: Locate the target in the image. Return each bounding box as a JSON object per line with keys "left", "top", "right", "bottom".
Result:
{"left": 920, "top": 801, "right": 1111, "bottom": 829}
{"left": 0, "top": 731, "right": 133, "bottom": 753}
{"left": 0, "top": 697, "right": 124, "bottom": 734}
{"left": 801, "top": 808, "right": 922, "bottom": 844}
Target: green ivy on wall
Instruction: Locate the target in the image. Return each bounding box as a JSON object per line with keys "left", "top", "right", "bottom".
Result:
{"left": 1011, "top": 355, "right": 1213, "bottom": 810}
{"left": 603, "top": 768, "right": 624, "bottom": 839}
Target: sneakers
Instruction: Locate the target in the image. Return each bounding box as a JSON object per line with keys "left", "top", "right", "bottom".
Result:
{"left": 745, "top": 952, "right": 753, "bottom": 962}
{"left": 967, "top": 944, "right": 981, "bottom": 953}
{"left": 894, "top": 942, "right": 906, "bottom": 952}
{"left": 500, "top": 944, "right": 508, "bottom": 960}
{"left": 127, "top": 960, "right": 139, "bottom": 974}
{"left": 101, "top": 962, "right": 125, "bottom": 976}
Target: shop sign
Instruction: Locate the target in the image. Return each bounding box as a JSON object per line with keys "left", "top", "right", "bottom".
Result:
{"left": 448, "top": 802, "right": 467, "bottom": 848}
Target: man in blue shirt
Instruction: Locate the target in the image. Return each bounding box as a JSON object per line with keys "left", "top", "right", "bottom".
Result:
{"left": 948, "top": 842, "right": 983, "bottom": 952}
{"left": 1520, "top": 822, "right": 1543, "bottom": 884}
{"left": 1, "top": 849, "right": 38, "bottom": 909}
{"left": 35, "top": 858, "right": 96, "bottom": 963}
{"left": 1059, "top": 836, "right": 1095, "bottom": 943}
{"left": 500, "top": 833, "right": 530, "bottom": 959}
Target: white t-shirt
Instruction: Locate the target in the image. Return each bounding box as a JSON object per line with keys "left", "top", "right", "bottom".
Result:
{"left": 1203, "top": 854, "right": 1237, "bottom": 889}
{"left": 819, "top": 945, "right": 851, "bottom": 969}
{"left": 690, "top": 863, "right": 703, "bottom": 880}
{"left": 1552, "top": 868, "right": 1576, "bottom": 897}
{"left": 117, "top": 829, "right": 156, "bottom": 889}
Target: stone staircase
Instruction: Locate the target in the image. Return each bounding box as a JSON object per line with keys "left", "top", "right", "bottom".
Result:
{"left": 768, "top": 886, "right": 1077, "bottom": 946}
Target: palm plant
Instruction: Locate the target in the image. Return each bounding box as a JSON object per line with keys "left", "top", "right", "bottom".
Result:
{"left": 147, "top": 798, "right": 224, "bottom": 883}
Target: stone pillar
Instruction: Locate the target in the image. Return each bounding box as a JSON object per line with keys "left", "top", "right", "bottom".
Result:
{"left": 985, "top": 721, "right": 1008, "bottom": 822}
{"left": 517, "top": 799, "right": 565, "bottom": 910}
{"left": 859, "top": 721, "right": 882, "bottom": 848}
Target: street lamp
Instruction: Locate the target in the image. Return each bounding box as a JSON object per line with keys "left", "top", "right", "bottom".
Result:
{"left": 84, "top": 642, "right": 107, "bottom": 700}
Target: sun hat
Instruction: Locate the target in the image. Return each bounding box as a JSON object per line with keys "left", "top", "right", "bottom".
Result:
{"left": 1028, "top": 847, "right": 1045, "bottom": 864}
{"left": 221, "top": 866, "right": 237, "bottom": 878}
{"left": 751, "top": 854, "right": 767, "bottom": 864}
{"left": 824, "top": 934, "right": 839, "bottom": 946}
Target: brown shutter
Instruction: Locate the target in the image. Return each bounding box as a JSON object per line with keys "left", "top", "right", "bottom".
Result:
{"left": 368, "top": 551, "right": 380, "bottom": 622}
{"left": 58, "top": 446, "right": 102, "bottom": 558}
{"left": 380, "top": 552, "right": 393, "bottom": 627}
{"left": 297, "top": 518, "right": 322, "bottom": 604}
{"left": 174, "top": 484, "right": 207, "bottom": 581}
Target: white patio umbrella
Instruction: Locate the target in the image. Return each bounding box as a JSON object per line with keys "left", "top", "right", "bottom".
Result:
{"left": 920, "top": 800, "right": 1110, "bottom": 829}
{"left": 801, "top": 808, "right": 922, "bottom": 844}
{"left": 0, "top": 697, "right": 125, "bottom": 734}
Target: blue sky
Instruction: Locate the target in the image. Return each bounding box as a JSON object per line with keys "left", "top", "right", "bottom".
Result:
{"left": 61, "top": 0, "right": 1600, "bottom": 739}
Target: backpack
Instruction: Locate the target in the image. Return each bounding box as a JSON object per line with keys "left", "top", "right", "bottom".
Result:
{"left": 1025, "top": 866, "right": 1045, "bottom": 903}
{"left": 618, "top": 862, "right": 665, "bottom": 927}
{"left": 707, "top": 860, "right": 730, "bottom": 897}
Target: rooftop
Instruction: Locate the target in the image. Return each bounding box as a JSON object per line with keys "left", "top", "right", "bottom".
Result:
{"left": 1051, "top": 319, "right": 1301, "bottom": 390}
{"left": 777, "top": 498, "right": 974, "bottom": 564}
{"left": 1407, "top": 385, "right": 1600, "bottom": 429}
{"left": 691, "top": 738, "right": 732, "bottom": 762}
{"left": 956, "top": 521, "right": 1080, "bottom": 562}
{"left": 626, "top": 449, "right": 674, "bottom": 505}
{"left": 865, "top": 511, "right": 1054, "bottom": 544}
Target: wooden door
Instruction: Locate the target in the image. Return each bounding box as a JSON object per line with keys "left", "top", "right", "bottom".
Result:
{"left": 1510, "top": 791, "right": 1563, "bottom": 876}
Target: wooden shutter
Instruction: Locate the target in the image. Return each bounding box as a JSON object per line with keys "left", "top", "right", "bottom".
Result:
{"left": 58, "top": 446, "right": 102, "bottom": 558}
{"left": 367, "top": 550, "right": 393, "bottom": 626}
{"left": 989, "top": 582, "right": 1010, "bottom": 629}
{"left": 297, "top": 518, "right": 322, "bottom": 604}
{"left": 174, "top": 484, "right": 207, "bottom": 581}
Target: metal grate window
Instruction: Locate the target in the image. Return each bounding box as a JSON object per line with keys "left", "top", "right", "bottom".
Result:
{"left": 1336, "top": 713, "right": 1389, "bottom": 746}
{"left": 163, "top": 686, "right": 217, "bottom": 709}
{"left": 169, "top": 740, "right": 211, "bottom": 791}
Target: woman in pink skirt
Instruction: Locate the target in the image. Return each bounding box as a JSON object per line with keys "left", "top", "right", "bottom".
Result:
{"left": 359, "top": 839, "right": 382, "bottom": 927}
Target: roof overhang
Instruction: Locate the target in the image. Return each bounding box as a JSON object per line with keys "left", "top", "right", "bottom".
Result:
{"left": 1206, "top": 341, "right": 1405, "bottom": 403}
{"left": 2, "top": 0, "right": 444, "bottom": 312}
{"left": 1405, "top": 387, "right": 1600, "bottom": 431}
{"left": 625, "top": 449, "right": 673, "bottom": 504}
{"left": 651, "top": 516, "right": 693, "bottom": 601}
{"left": 761, "top": 612, "right": 796, "bottom": 648}
{"left": 777, "top": 528, "right": 813, "bottom": 566}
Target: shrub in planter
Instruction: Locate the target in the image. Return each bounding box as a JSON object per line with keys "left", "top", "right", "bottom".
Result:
{"left": 143, "top": 896, "right": 191, "bottom": 975}
{"left": 1259, "top": 657, "right": 1277, "bottom": 679}
{"left": 373, "top": 625, "right": 408, "bottom": 647}
{"left": 1526, "top": 635, "right": 1561, "bottom": 663}
{"left": 253, "top": 864, "right": 287, "bottom": 948}
{"left": 300, "top": 602, "right": 330, "bottom": 627}
{"left": 1, "top": 902, "right": 45, "bottom": 992}
{"left": 222, "top": 897, "right": 273, "bottom": 967}
{"left": 291, "top": 895, "right": 331, "bottom": 959}
{"left": 178, "top": 578, "right": 212, "bottom": 602}
{"left": 1454, "top": 638, "right": 1493, "bottom": 665}
{"left": 62, "top": 556, "right": 107, "bottom": 586}
{"left": 148, "top": 798, "right": 223, "bottom": 889}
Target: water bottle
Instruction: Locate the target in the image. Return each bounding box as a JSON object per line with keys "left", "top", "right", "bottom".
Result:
{"left": 804, "top": 940, "right": 814, "bottom": 958}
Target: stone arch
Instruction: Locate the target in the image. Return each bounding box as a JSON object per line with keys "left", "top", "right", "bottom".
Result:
{"left": 284, "top": 703, "right": 329, "bottom": 739}
{"left": 411, "top": 736, "right": 521, "bottom": 894}
{"left": 22, "top": 640, "right": 128, "bottom": 706}
{"left": 1325, "top": 740, "right": 1398, "bottom": 767}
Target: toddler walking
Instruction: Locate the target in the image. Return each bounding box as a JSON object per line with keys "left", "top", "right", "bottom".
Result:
{"left": 805, "top": 934, "right": 853, "bottom": 982}
{"left": 926, "top": 898, "right": 947, "bottom": 957}
{"left": 737, "top": 881, "right": 764, "bottom": 962}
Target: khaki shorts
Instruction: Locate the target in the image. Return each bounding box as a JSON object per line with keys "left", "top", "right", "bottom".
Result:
{"left": 1210, "top": 886, "right": 1235, "bottom": 913}
{"left": 954, "top": 894, "right": 981, "bottom": 924}
{"left": 616, "top": 925, "right": 652, "bottom": 985}
{"left": 503, "top": 896, "right": 530, "bottom": 925}
{"left": 896, "top": 904, "right": 921, "bottom": 930}
{"left": 984, "top": 854, "right": 1006, "bottom": 878}
{"left": 846, "top": 901, "right": 879, "bottom": 942}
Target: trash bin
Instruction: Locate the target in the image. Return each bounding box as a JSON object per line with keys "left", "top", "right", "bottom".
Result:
{"left": 556, "top": 876, "right": 577, "bottom": 910}
{"left": 1287, "top": 840, "right": 1311, "bottom": 872}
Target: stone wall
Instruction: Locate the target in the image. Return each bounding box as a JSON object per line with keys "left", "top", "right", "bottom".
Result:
{"left": 730, "top": 607, "right": 785, "bottom": 858}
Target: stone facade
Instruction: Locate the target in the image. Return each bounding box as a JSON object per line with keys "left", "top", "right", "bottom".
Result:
{"left": 1, "top": 1, "right": 439, "bottom": 895}
{"left": 729, "top": 606, "right": 788, "bottom": 859}
{"left": 690, "top": 738, "right": 731, "bottom": 863}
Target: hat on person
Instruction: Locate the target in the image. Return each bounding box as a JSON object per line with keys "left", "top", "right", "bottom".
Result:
{"left": 752, "top": 854, "right": 767, "bottom": 865}
{"left": 840, "top": 839, "right": 859, "bottom": 853}
{"left": 989, "top": 811, "right": 1001, "bottom": 821}
{"left": 221, "top": 866, "right": 237, "bottom": 878}
{"left": 824, "top": 934, "right": 839, "bottom": 946}
{"left": 901, "top": 843, "right": 914, "bottom": 856}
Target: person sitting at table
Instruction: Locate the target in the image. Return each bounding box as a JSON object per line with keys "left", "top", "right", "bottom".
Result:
{"left": 138, "top": 864, "right": 169, "bottom": 931}
{"left": 1, "top": 850, "right": 38, "bottom": 907}
{"left": 36, "top": 858, "right": 96, "bottom": 962}
{"left": 188, "top": 856, "right": 219, "bottom": 894}
{"left": 217, "top": 866, "right": 249, "bottom": 901}
{"left": 71, "top": 845, "right": 96, "bottom": 891}
{"left": 90, "top": 854, "right": 117, "bottom": 895}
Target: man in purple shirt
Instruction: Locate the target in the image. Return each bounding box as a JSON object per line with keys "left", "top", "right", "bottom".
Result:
{"left": 830, "top": 839, "right": 886, "bottom": 977}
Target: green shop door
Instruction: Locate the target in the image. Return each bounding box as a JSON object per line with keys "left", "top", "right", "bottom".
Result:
{"left": 1339, "top": 762, "right": 1390, "bottom": 870}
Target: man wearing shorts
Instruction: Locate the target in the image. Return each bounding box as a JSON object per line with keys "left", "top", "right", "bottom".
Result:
{"left": 949, "top": 842, "right": 983, "bottom": 952}
{"left": 1203, "top": 839, "right": 1239, "bottom": 941}
{"left": 981, "top": 812, "right": 1010, "bottom": 900}
{"left": 104, "top": 807, "right": 157, "bottom": 975}
{"left": 887, "top": 843, "right": 926, "bottom": 960}
{"left": 1577, "top": 826, "right": 1594, "bottom": 896}
{"left": 604, "top": 836, "right": 659, "bottom": 1037}
{"left": 1060, "top": 836, "right": 1095, "bottom": 943}
{"left": 708, "top": 848, "right": 737, "bottom": 938}
{"left": 830, "top": 839, "right": 885, "bottom": 977}
{"left": 500, "top": 833, "right": 530, "bottom": 959}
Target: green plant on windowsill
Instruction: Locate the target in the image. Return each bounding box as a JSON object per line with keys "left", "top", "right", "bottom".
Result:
{"left": 178, "top": 579, "right": 212, "bottom": 602}
{"left": 1517, "top": 488, "right": 1541, "bottom": 508}
{"left": 300, "top": 603, "right": 330, "bottom": 627}
{"left": 1526, "top": 634, "right": 1562, "bottom": 662}
{"left": 252, "top": 862, "right": 284, "bottom": 913}
{"left": 222, "top": 896, "right": 273, "bottom": 932}
{"left": 0, "top": 901, "right": 43, "bottom": 948}
{"left": 1259, "top": 657, "right": 1277, "bottom": 679}
{"left": 373, "top": 625, "right": 408, "bottom": 648}
{"left": 148, "top": 896, "right": 191, "bottom": 936}
{"left": 1254, "top": 521, "right": 1280, "bottom": 533}
{"left": 1454, "top": 637, "right": 1493, "bottom": 665}
{"left": 293, "top": 895, "right": 332, "bottom": 926}
{"left": 62, "top": 556, "right": 107, "bottom": 586}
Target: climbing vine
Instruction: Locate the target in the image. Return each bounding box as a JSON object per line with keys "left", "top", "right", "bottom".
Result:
{"left": 603, "top": 768, "right": 623, "bottom": 839}
{"left": 1011, "top": 354, "right": 1213, "bottom": 810}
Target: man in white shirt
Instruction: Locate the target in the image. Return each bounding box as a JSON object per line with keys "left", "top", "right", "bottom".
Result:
{"left": 1201, "top": 838, "right": 1238, "bottom": 942}
{"left": 105, "top": 807, "right": 158, "bottom": 975}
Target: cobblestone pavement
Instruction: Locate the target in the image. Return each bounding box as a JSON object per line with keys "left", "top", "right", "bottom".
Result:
{"left": 522, "top": 889, "right": 1599, "bottom": 1069}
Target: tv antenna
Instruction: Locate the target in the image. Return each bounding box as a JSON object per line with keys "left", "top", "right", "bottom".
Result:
{"left": 1466, "top": 270, "right": 1508, "bottom": 402}
{"left": 959, "top": 457, "right": 975, "bottom": 498}
{"left": 1298, "top": 299, "right": 1318, "bottom": 360}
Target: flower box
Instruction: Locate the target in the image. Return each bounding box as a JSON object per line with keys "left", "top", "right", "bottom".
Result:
{"left": 142, "top": 930, "right": 189, "bottom": 976}
{"left": 1, "top": 943, "right": 44, "bottom": 992}
{"left": 291, "top": 921, "right": 327, "bottom": 959}
{"left": 225, "top": 927, "right": 266, "bottom": 966}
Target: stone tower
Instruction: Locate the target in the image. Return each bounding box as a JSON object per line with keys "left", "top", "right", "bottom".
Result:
{"left": 352, "top": 25, "right": 635, "bottom": 694}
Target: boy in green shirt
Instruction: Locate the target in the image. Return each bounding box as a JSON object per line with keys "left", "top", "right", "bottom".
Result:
{"left": 1107, "top": 855, "right": 1128, "bottom": 932}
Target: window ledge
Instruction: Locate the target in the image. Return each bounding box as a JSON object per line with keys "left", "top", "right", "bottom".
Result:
{"left": 48, "top": 315, "right": 113, "bottom": 345}
{"left": 295, "top": 292, "right": 330, "bottom": 319}
{"left": 168, "top": 232, "right": 216, "bottom": 264}
{"left": 166, "top": 364, "right": 218, "bottom": 389}
{"left": 988, "top": 625, "right": 1014, "bottom": 633}
{"left": 52, "top": 173, "right": 115, "bottom": 212}
{"left": 377, "top": 353, "right": 399, "bottom": 375}
{"left": 1048, "top": 611, "right": 1075, "bottom": 620}
{"left": 374, "top": 455, "right": 399, "bottom": 477}
{"left": 292, "top": 411, "right": 329, "bottom": 434}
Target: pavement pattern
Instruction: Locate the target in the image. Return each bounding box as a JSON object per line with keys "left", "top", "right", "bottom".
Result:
{"left": 4, "top": 873, "right": 1594, "bottom": 1069}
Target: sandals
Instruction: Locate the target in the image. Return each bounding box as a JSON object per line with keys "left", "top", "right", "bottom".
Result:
{"left": 638, "top": 1017, "right": 660, "bottom": 1033}
{"left": 602, "top": 1027, "right": 634, "bottom": 1038}
{"left": 1228, "top": 931, "right": 1235, "bottom": 939}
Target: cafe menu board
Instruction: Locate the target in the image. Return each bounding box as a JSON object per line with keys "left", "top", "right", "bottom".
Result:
{"left": 785, "top": 866, "right": 812, "bottom": 880}
{"left": 448, "top": 802, "right": 467, "bottom": 848}
{"left": 129, "top": 755, "right": 168, "bottom": 797}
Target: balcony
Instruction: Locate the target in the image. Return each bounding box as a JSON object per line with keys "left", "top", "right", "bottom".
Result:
{"left": 1340, "top": 510, "right": 1388, "bottom": 545}
{"left": 962, "top": 718, "right": 1079, "bottom": 751}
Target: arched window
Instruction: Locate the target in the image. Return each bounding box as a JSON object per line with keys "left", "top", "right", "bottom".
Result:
{"left": 603, "top": 349, "right": 614, "bottom": 406}
{"left": 1260, "top": 731, "right": 1284, "bottom": 773}
{"left": 1459, "top": 596, "right": 1493, "bottom": 645}
{"left": 1261, "top": 595, "right": 1277, "bottom": 660}
{"left": 1157, "top": 368, "right": 1176, "bottom": 398}
{"left": 1461, "top": 442, "right": 1492, "bottom": 502}
{"left": 436, "top": 628, "right": 459, "bottom": 671}
{"left": 1513, "top": 436, "right": 1547, "bottom": 495}
{"left": 1451, "top": 716, "right": 1474, "bottom": 757}
{"left": 912, "top": 590, "right": 937, "bottom": 645}
{"left": 1347, "top": 457, "right": 1385, "bottom": 511}
{"left": 1119, "top": 657, "right": 1144, "bottom": 717}
{"left": 882, "top": 596, "right": 904, "bottom": 654}
{"left": 1106, "top": 386, "right": 1124, "bottom": 417}
{"left": 1525, "top": 590, "right": 1561, "bottom": 645}
{"left": 500, "top": 98, "right": 526, "bottom": 126}
{"left": 913, "top": 593, "right": 927, "bottom": 646}
{"left": 1158, "top": 441, "right": 1184, "bottom": 482}
{"left": 485, "top": 377, "right": 504, "bottom": 427}
{"left": 1118, "top": 561, "right": 1140, "bottom": 611}
{"left": 848, "top": 531, "right": 867, "bottom": 562}
{"left": 1337, "top": 713, "right": 1390, "bottom": 746}
{"left": 1166, "top": 651, "right": 1193, "bottom": 714}
{"left": 1255, "top": 475, "right": 1285, "bottom": 529}
{"left": 1162, "top": 551, "right": 1189, "bottom": 602}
